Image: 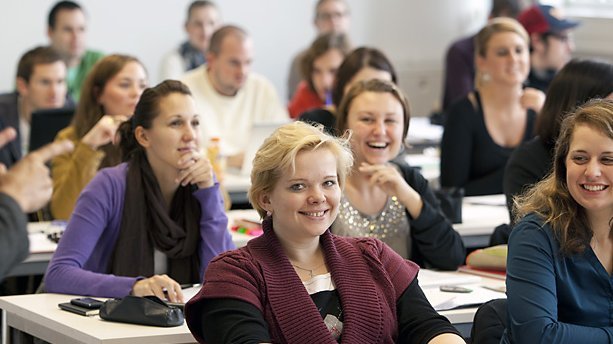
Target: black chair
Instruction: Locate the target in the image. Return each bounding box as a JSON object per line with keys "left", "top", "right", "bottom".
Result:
{"left": 470, "top": 298, "right": 508, "bottom": 344}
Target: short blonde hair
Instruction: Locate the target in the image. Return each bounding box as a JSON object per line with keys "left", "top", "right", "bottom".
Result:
{"left": 248, "top": 121, "right": 354, "bottom": 218}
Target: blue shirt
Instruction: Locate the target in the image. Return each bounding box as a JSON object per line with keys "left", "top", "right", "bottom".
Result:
{"left": 503, "top": 213, "right": 613, "bottom": 343}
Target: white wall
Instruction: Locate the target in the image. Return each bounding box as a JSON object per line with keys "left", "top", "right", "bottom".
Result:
{"left": 0, "top": 0, "right": 491, "bottom": 117}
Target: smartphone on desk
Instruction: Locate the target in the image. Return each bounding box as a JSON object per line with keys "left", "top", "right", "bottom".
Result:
{"left": 59, "top": 302, "right": 100, "bottom": 316}
{"left": 70, "top": 297, "right": 104, "bottom": 309}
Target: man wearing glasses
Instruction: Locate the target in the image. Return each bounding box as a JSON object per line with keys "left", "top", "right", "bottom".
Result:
{"left": 518, "top": 4, "right": 580, "bottom": 92}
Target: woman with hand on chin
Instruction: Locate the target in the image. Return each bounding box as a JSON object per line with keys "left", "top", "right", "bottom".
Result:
{"left": 45, "top": 80, "right": 234, "bottom": 301}
{"left": 186, "top": 121, "right": 464, "bottom": 343}
{"left": 332, "top": 79, "right": 465, "bottom": 270}
{"left": 504, "top": 99, "right": 613, "bottom": 343}
{"left": 51, "top": 54, "right": 148, "bottom": 219}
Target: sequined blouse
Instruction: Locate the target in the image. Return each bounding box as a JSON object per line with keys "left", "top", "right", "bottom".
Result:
{"left": 332, "top": 195, "right": 411, "bottom": 258}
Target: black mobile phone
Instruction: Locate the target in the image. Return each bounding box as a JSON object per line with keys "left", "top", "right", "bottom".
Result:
{"left": 70, "top": 297, "right": 104, "bottom": 309}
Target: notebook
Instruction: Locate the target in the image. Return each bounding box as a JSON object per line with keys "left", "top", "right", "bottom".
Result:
{"left": 29, "top": 107, "right": 74, "bottom": 151}
{"left": 240, "top": 121, "right": 289, "bottom": 176}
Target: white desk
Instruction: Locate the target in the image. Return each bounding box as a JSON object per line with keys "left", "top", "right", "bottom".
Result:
{"left": 455, "top": 195, "right": 509, "bottom": 248}
{"left": 0, "top": 293, "right": 196, "bottom": 344}
{"left": 420, "top": 270, "right": 506, "bottom": 337}
{"left": 407, "top": 117, "right": 443, "bottom": 147}
{"left": 0, "top": 271, "right": 504, "bottom": 343}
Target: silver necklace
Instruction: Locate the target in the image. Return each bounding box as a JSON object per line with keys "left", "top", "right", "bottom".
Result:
{"left": 292, "top": 262, "right": 325, "bottom": 279}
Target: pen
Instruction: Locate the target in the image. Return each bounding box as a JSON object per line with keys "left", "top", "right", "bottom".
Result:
{"left": 481, "top": 285, "right": 506, "bottom": 293}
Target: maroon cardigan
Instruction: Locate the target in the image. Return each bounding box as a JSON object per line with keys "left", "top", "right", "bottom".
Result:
{"left": 186, "top": 217, "right": 419, "bottom": 343}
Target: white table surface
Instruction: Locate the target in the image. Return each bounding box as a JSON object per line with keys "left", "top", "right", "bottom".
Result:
{"left": 0, "top": 270, "right": 504, "bottom": 343}
{"left": 420, "top": 270, "right": 506, "bottom": 324}
{"left": 455, "top": 195, "right": 509, "bottom": 236}
{"left": 0, "top": 293, "right": 196, "bottom": 344}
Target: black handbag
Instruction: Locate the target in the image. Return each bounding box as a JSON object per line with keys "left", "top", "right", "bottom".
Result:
{"left": 99, "top": 295, "right": 184, "bottom": 327}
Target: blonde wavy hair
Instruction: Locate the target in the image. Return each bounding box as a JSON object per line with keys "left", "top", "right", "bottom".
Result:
{"left": 514, "top": 99, "right": 613, "bottom": 254}
{"left": 248, "top": 121, "right": 354, "bottom": 219}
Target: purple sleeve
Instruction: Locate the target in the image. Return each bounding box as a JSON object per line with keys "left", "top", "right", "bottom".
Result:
{"left": 193, "top": 182, "right": 235, "bottom": 280}
{"left": 45, "top": 167, "right": 137, "bottom": 298}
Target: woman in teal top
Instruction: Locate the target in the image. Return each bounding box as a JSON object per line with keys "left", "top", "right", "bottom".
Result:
{"left": 504, "top": 99, "right": 613, "bottom": 343}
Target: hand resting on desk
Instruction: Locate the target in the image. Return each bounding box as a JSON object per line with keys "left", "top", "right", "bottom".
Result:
{"left": 132, "top": 274, "right": 184, "bottom": 303}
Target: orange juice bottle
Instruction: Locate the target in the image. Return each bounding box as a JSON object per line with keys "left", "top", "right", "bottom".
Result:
{"left": 207, "top": 137, "right": 226, "bottom": 182}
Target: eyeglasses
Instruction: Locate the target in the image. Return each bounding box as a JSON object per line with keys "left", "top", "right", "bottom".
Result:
{"left": 316, "top": 11, "right": 347, "bottom": 21}
{"left": 547, "top": 32, "right": 572, "bottom": 44}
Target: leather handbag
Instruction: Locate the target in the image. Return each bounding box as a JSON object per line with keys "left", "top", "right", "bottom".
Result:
{"left": 99, "top": 295, "right": 184, "bottom": 327}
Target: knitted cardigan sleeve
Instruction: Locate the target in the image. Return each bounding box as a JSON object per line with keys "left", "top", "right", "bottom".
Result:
{"left": 185, "top": 249, "right": 266, "bottom": 343}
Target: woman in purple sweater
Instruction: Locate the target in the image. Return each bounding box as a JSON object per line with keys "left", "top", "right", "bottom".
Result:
{"left": 186, "top": 121, "right": 464, "bottom": 343}
{"left": 45, "top": 80, "right": 234, "bottom": 301}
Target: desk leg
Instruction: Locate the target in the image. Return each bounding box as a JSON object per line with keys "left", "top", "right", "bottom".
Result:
{"left": 2, "top": 308, "right": 7, "bottom": 344}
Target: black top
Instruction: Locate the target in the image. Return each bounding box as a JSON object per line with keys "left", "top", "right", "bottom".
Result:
{"left": 198, "top": 278, "right": 460, "bottom": 344}
{"left": 391, "top": 158, "right": 466, "bottom": 270}
{"left": 525, "top": 68, "right": 556, "bottom": 93}
{"left": 503, "top": 136, "right": 553, "bottom": 218}
{"left": 440, "top": 92, "right": 537, "bottom": 196}
{"left": 298, "top": 108, "right": 337, "bottom": 135}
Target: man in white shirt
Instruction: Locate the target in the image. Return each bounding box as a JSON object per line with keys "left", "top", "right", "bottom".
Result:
{"left": 181, "top": 25, "right": 288, "bottom": 168}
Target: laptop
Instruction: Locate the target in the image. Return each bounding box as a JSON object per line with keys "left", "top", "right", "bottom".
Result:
{"left": 240, "top": 121, "right": 289, "bottom": 176}
{"left": 29, "top": 108, "right": 75, "bottom": 151}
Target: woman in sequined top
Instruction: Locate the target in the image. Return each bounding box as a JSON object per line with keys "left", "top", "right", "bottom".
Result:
{"left": 333, "top": 79, "right": 465, "bottom": 270}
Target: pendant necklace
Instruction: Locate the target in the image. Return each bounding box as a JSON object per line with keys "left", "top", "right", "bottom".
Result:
{"left": 292, "top": 262, "right": 325, "bottom": 279}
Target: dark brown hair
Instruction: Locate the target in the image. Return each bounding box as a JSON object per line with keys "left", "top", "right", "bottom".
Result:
{"left": 118, "top": 80, "right": 192, "bottom": 161}
{"left": 536, "top": 59, "right": 613, "bottom": 149}
{"left": 186, "top": 0, "right": 216, "bottom": 21}
{"left": 71, "top": 54, "right": 143, "bottom": 139}
{"left": 301, "top": 32, "right": 351, "bottom": 95}
{"left": 16, "top": 46, "right": 64, "bottom": 83}
{"left": 332, "top": 47, "right": 397, "bottom": 108}
{"left": 48, "top": 1, "right": 82, "bottom": 29}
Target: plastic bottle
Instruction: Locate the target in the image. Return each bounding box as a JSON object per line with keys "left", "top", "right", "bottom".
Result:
{"left": 207, "top": 137, "right": 226, "bottom": 182}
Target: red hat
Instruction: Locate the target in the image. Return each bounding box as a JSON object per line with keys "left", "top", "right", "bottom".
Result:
{"left": 518, "top": 5, "right": 580, "bottom": 35}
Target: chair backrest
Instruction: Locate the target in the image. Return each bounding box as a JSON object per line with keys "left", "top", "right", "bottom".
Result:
{"left": 470, "top": 298, "right": 508, "bottom": 344}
